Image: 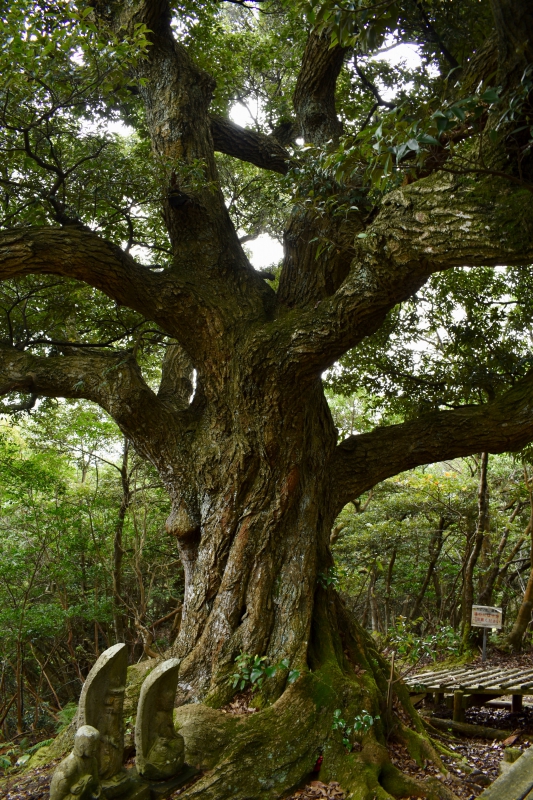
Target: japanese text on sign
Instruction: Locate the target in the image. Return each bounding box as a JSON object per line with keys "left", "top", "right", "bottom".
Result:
{"left": 471, "top": 605, "right": 502, "bottom": 629}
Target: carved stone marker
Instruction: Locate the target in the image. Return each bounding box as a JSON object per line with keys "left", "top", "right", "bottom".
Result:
{"left": 50, "top": 725, "right": 101, "bottom": 800}
{"left": 135, "top": 658, "right": 185, "bottom": 781}
{"left": 78, "top": 643, "right": 130, "bottom": 797}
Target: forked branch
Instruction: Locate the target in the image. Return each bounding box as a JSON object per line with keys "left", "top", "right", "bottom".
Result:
{"left": 0, "top": 227, "right": 235, "bottom": 360}
{"left": 275, "top": 172, "right": 533, "bottom": 377}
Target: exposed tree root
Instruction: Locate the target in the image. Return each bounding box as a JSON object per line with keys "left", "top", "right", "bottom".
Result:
{"left": 15, "top": 604, "right": 461, "bottom": 800}
{"left": 173, "top": 666, "right": 459, "bottom": 800}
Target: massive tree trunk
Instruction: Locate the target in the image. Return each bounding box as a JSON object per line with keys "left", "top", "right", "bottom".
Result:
{"left": 1, "top": 0, "right": 533, "bottom": 796}
{"left": 169, "top": 377, "right": 339, "bottom": 705}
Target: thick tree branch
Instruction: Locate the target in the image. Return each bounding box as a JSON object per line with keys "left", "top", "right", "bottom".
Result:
{"left": 210, "top": 116, "right": 291, "bottom": 175}
{"left": 293, "top": 30, "right": 345, "bottom": 145}
{"left": 490, "top": 0, "right": 533, "bottom": 81}
{"left": 0, "top": 226, "right": 252, "bottom": 363}
{"left": 276, "top": 30, "right": 354, "bottom": 309}
{"left": 157, "top": 343, "right": 194, "bottom": 411}
{"left": 328, "top": 370, "right": 533, "bottom": 513}
{"left": 91, "top": 0, "right": 272, "bottom": 313}
{"left": 0, "top": 343, "right": 183, "bottom": 470}
{"left": 272, "top": 171, "right": 533, "bottom": 378}
{"left": 0, "top": 226, "right": 163, "bottom": 314}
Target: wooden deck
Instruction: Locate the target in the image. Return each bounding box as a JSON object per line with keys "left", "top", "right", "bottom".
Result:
{"left": 405, "top": 664, "right": 533, "bottom": 721}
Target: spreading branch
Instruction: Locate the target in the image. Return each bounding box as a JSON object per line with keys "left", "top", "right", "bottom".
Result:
{"left": 0, "top": 343, "right": 184, "bottom": 469}
{"left": 328, "top": 370, "right": 533, "bottom": 513}
{"left": 0, "top": 226, "right": 262, "bottom": 362}
{"left": 272, "top": 172, "right": 533, "bottom": 379}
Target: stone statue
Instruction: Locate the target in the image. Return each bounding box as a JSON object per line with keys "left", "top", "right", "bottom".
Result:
{"left": 50, "top": 725, "right": 101, "bottom": 800}
{"left": 78, "top": 643, "right": 130, "bottom": 797}
{"left": 135, "top": 658, "right": 184, "bottom": 780}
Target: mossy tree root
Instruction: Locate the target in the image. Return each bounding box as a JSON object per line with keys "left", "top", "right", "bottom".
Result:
{"left": 173, "top": 596, "right": 459, "bottom": 800}
{"left": 20, "top": 597, "right": 459, "bottom": 800}
{"left": 174, "top": 667, "right": 458, "bottom": 800}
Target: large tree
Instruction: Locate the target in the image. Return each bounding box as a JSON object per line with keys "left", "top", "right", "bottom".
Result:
{"left": 1, "top": 0, "right": 533, "bottom": 796}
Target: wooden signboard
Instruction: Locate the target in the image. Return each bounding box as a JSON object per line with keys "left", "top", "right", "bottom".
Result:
{"left": 471, "top": 605, "right": 503, "bottom": 629}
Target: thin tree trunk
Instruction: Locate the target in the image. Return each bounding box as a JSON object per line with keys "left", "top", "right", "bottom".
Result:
{"left": 384, "top": 548, "right": 396, "bottom": 630}
{"left": 433, "top": 571, "right": 443, "bottom": 619}
{"left": 461, "top": 452, "right": 490, "bottom": 651}
{"left": 113, "top": 437, "right": 131, "bottom": 642}
{"left": 442, "top": 567, "right": 463, "bottom": 627}
{"left": 478, "top": 498, "right": 523, "bottom": 604}
{"left": 505, "top": 467, "right": 533, "bottom": 650}
{"left": 494, "top": 530, "right": 529, "bottom": 593}
{"left": 409, "top": 517, "right": 446, "bottom": 622}
{"left": 369, "top": 566, "right": 381, "bottom": 633}
{"left": 15, "top": 641, "right": 24, "bottom": 734}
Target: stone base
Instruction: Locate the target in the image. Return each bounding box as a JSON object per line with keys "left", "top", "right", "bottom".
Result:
{"left": 146, "top": 765, "right": 199, "bottom": 799}
{"left": 102, "top": 771, "right": 133, "bottom": 799}
{"left": 121, "top": 765, "right": 198, "bottom": 800}
{"left": 124, "top": 780, "right": 150, "bottom": 800}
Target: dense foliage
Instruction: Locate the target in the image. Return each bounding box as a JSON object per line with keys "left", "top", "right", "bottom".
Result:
{"left": 0, "top": 404, "right": 182, "bottom": 742}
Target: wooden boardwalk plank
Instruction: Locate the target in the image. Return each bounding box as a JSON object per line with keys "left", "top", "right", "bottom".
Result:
{"left": 407, "top": 665, "right": 533, "bottom": 698}
{"left": 406, "top": 666, "right": 513, "bottom": 686}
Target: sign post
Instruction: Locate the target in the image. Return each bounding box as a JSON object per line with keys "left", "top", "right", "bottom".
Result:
{"left": 471, "top": 605, "right": 503, "bottom": 663}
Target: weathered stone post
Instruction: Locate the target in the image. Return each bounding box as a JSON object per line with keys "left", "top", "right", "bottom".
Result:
{"left": 135, "top": 658, "right": 184, "bottom": 781}
{"left": 78, "top": 643, "right": 130, "bottom": 797}
{"left": 49, "top": 725, "right": 101, "bottom": 800}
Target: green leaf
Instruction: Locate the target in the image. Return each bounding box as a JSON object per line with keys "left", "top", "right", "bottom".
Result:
{"left": 418, "top": 133, "right": 441, "bottom": 146}
{"left": 481, "top": 87, "right": 500, "bottom": 104}
{"left": 287, "top": 669, "right": 300, "bottom": 684}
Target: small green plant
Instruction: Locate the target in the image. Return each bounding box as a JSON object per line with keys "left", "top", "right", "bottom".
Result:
{"left": 0, "top": 744, "right": 21, "bottom": 773}
{"left": 231, "top": 653, "right": 300, "bottom": 691}
{"left": 124, "top": 714, "right": 134, "bottom": 738}
{"left": 332, "top": 709, "right": 379, "bottom": 749}
{"left": 388, "top": 617, "right": 461, "bottom": 665}
{"left": 0, "top": 737, "right": 54, "bottom": 773}
{"left": 318, "top": 566, "right": 339, "bottom": 589}
{"left": 26, "top": 738, "right": 53, "bottom": 754}
{"left": 0, "top": 754, "right": 11, "bottom": 771}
